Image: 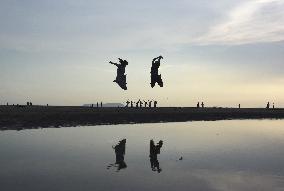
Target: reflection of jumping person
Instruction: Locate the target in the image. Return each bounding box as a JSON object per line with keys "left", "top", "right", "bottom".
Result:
{"left": 110, "top": 58, "right": 128, "bottom": 90}
{"left": 151, "top": 56, "right": 164, "bottom": 88}
{"left": 149, "top": 140, "right": 163, "bottom": 173}
{"left": 107, "top": 139, "right": 127, "bottom": 172}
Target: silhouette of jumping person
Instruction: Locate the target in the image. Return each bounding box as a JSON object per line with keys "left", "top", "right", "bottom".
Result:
{"left": 107, "top": 139, "right": 127, "bottom": 172}
{"left": 149, "top": 140, "right": 163, "bottom": 173}
{"left": 151, "top": 56, "right": 164, "bottom": 88}
{"left": 110, "top": 58, "right": 128, "bottom": 90}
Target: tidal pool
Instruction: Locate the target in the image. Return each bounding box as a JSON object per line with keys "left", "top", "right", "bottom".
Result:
{"left": 0, "top": 120, "right": 284, "bottom": 191}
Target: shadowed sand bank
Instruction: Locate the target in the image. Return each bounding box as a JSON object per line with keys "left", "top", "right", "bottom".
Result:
{"left": 1, "top": 106, "right": 284, "bottom": 130}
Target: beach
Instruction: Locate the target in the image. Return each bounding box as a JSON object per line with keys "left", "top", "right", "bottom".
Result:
{"left": 1, "top": 106, "right": 283, "bottom": 130}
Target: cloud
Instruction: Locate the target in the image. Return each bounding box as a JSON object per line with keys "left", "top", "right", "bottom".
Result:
{"left": 196, "top": 0, "right": 284, "bottom": 45}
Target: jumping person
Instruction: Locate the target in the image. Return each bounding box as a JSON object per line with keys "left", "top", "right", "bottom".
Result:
{"left": 150, "top": 56, "right": 164, "bottom": 88}
{"left": 110, "top": 58, "right": 128, "bottom": 90}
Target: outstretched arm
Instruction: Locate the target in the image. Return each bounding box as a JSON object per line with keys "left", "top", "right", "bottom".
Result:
{"left": 109, "top": 61, "right": 119, "bottom": 67}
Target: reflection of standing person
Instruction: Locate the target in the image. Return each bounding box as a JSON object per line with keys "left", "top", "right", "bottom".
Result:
{"left": 149, "top": 140, "right": 163, "bottom": 173}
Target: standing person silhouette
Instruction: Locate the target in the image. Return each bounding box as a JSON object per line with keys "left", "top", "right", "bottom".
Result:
{"left": 144, "top": 100, "right": 148, "bottom": 108}
{"left": 151, "top": 56, "right": 164, "bottom": 88}
{"left": 154, "top": 101, "right": 158, "bottom": 108}
{"left": 130, "top": 101, "right": 134, "bottom": 108}
{"left": 125, "top": 100, "right": 130, "bottom": 107}
{"left": 266, "top": 102, "right": 270, "bottom": 109}
{"left": 149, "top": 100, "right": 152, "bottom": 108}
{"left": 110, "top": 58, "right": 128, "bottom": 90}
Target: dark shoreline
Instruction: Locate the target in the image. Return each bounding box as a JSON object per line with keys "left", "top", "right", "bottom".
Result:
{"left": 1, "top": 106, "right": 284, "bottom": 131}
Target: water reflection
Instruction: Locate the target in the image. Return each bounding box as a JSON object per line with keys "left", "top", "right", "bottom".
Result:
{"left": 149, "top": 140, "right": 163, "bottom": 173}
{"left": 107, "top": 139, "right": 127, "bottom": 172}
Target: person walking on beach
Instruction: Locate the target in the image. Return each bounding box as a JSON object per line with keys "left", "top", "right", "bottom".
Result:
{"left": 110, "top": 58, "right": 128, "bottom": 90}
{"left": 150, "top": 56, "right": 164, "bottom": 88}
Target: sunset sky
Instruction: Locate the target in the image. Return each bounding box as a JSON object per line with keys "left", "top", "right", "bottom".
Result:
{"left": 1, "top": 0, "right": 284, "bottom": 107}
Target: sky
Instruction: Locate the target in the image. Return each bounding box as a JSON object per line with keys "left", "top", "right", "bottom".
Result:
{"left": 0, "top": 0, "right": 284, "bottom": 107}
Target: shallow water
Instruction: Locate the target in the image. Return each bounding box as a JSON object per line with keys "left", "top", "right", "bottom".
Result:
{"left": 1, "top": 120, "right": 284, "bottom": 191}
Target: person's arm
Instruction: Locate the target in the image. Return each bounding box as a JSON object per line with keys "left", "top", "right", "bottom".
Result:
{"left": 152, "top": 57, "right": 158, "bottom": 64}
{"left": 109, "top": 61, "right": 119, "bottom": 67}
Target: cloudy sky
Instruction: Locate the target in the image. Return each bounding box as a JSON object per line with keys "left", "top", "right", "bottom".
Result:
{"left": 0, "top": 0, "right": 283, "bottom": 107}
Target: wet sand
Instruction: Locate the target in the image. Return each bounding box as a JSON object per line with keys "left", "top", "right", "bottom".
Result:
{"left": 0, "top": 106, "right": 283, "bottom": 130}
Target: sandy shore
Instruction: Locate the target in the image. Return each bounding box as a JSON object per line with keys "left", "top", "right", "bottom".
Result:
{"left": 0, "top": 106, "right": 283, "bottom": 130}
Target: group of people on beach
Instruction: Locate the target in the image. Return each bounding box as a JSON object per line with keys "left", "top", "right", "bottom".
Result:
{"left": 196, "top": 102, "right": 205, "bottom": 108}
{"left": 107, "top": 139, "right": 164, "bottom": 173}
{"left": 266, "top": 102, "right": 275, "bottom": 109}
{"left": 90, "top": 102, "right": 103, "bottom": 108}
{"left": 125, "top": 100, "right": 158, "bottom": 108}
